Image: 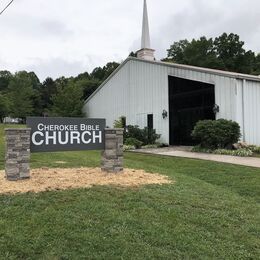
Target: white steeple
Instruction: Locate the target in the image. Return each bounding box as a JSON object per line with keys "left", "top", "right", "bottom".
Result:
{"left": 137, "top": 0, "right": 155, "bottom": 61}
{"left": 141, "top": 0, "right": 151, "bottom": 49}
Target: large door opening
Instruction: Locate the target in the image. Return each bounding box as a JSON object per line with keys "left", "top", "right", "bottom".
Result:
{"left": 169, "top": 76, "right": 215, "bottom": 146}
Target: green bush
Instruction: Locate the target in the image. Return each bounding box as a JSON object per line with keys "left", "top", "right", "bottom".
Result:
{"left": 124, "top": 137, "right": 143, "bottom": 149}
{"left": 123, "top": 145, "right": 135, "bottom": 151}
{"left": 191, "top": 146, "right": 213, "bottom": 154}
{"left": 249, "top": 145, "right": 260, "bottom": 154}
{"left": 141, "top": 143, "right": 169, "bottom": 149}
{"left": 191, "top": 119, "right": 241, "bottom": 149}
{"left": 192, "top": 146, "right": 253, "bottom": 157}
{"left": 124, "top": 125, "right": 161, "bottom": 145}
{"left": 214, "top": 148, "right": 253, "bottom": 157}
{"left": 113, "top": 116, "right": 126, "bottom": 128}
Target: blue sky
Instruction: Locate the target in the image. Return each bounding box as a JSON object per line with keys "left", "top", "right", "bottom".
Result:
{"left": 1, "top": 0, "right": 260, "bottom": 81}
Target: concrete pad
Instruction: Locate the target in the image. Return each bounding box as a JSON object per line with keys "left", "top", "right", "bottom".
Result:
{"left": 133, "top": 147, "right": 260, "bottom": 168}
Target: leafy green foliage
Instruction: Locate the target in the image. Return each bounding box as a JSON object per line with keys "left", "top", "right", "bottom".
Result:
{"left": 0, "top": 70, "right": 12, "bottom": 92}
{"left": 90, "top": 62, "right": 119, "bottom": 81}
{"left": 125, "top": 137, "right": 143, "bottom": 149}
{"left": 123, "top": 144, "right": 135, "bottom": 151}
{"left": 125, "top": 125, "right": 161, "bottom": 145}
{"left": 192, "top": 146, "right": 254, "bottom": 157}
{"left": 7, "top": 71, "right": 35, "bottom": 121}
{"left": 113, "top": 116, "right": 126, "bottom": 128}
{"left": 51, "top": 80, "right": 84, "bottom": 117}
{"left": 249, "top": 145, "right": 260, "bottom": 154}
{"left": 40, "top": 77, "right": 57, "bottom": 112}
{"left": 214, "top": 148, "right": 253, "bottom": 157}
{"left": 0, "top": 61, "right": 119, "bottom": 120}
{"left": 166, "top": 33, "right": 259, "bottom": 74}
{"left": 191, "top": 119, "right": 241, "bottom": 149}
{"left": 0, "top": 94, "right": 10, "bottom": 122}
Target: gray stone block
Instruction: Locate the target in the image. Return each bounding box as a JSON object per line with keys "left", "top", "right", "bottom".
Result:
{"left": 5, "top": 128, "right": 31, "bottom": 181}
{"left": 101, "top": 128, "right": 124, "bottom": 173}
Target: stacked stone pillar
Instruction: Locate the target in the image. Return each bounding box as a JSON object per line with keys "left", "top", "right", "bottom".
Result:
{"left": 5, "top": 128, "right": 31, "bottom": 181}
{"left": 101, "top": 128, "right": 124, "bottom": 173}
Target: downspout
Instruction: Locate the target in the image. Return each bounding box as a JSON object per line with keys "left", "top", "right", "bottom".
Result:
{"left": 242, "top": 79, "right": 246, "bottom": 142}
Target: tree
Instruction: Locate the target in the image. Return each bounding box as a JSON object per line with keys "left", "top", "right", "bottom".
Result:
{"left": 27, "top": 71, "right": 41, "bottom": 89}
{"left": 252, "top": 54, "right": 260, "bottom": 75}
{"left": 214, "top": 33, "right": 255, "bottom": 73}
{"left": 51, "top": 80, "right": 84, "bottom": 117}
{"left": 90, "top": 62, "right": 120, "bottom": 81}
{"left": 129, "top": 51, "right": 137, "bottom": 57}
{"left": 0, "top": 70, "right": 12, "bottom": 93}
{"left": 165, "top": 33, "right": 257, "bottom": 74}
{"left": 72, "top": 78, "right": 100, "bottom": 100}
{"left": 40, "top": 77, "right": 57, "bottom": 112}
{"left": 166, "top": 39, "right": 190, "bottom": 63}
{"left": 166, "top": 37, "right": 221, "bottom": 69}
{"left": 0, "top": 94, "right": 10, "bottom": 122}
{"left": 7, "top": 71, "right": 35, "bottom": 121}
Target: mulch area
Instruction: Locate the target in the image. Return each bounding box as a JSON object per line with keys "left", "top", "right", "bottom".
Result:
{"left": 0, "top": 167, "right": 172, "bottom": 194}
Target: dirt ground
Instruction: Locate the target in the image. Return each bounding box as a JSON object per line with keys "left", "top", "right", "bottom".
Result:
{"left": 0, "top": 167, "right": 172, "bottom": 194}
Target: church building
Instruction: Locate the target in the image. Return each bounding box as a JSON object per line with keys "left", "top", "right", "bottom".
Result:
{"left": 83, "top": 0, "right": 260, "bottom": 146}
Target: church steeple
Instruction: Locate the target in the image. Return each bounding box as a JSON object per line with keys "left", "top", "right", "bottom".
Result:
{"left": 141, "top": 0, "right": 151, "bottom": 49}
{"left": 137, "top": 0, "right": 155, "bottom": 61}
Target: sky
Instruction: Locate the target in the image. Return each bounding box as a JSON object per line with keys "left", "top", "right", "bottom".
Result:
{"left": 1, "top": 0, "right": 260, "bottom": 82}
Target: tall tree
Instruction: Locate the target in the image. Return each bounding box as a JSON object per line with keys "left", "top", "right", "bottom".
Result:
{"left": 72, "top": 78, "right": 100, "bottom": 100}
{"left": 0, "top": 94, "right": 10, "bottom": 122}
{"left": 166, "top": 33, "right": 257, "bottom": 74}
{"left": 51, "top": 80, "right": 84, "bottom": 117}
{"left": 252, "top": 54, "right": 260, "bottom": 75}
{"left": 214, "top": 33, "right": 255, "bottom": 73}
{"left": 90, "top": 62, "right": 120, "bottom": 81}
{"left": 7, "top": 71, "right": 35, "bottom": 121}
{"left": 0, "top": 70, "right": 12, "bottom": 93}
{"left": 40, "top": 77, "right": 57, "bottom": 112}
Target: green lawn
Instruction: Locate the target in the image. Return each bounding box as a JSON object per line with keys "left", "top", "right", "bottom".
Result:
{"left": 0, "top": 124, "right": 260, "bottom": 259}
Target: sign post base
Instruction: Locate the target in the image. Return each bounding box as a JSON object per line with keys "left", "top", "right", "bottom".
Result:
{"left": 101, "top": 128, "right": 124, "bottom": 173}
{"left": 5, "top": 128, "right": 31, "bottom": 181}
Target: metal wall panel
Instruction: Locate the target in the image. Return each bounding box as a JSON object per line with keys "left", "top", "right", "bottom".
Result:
{"left": 243, "top": 80, "right": 260, "bottom": 145}
{"left": 83, "top": 59, "right": 260, "bottom": 145}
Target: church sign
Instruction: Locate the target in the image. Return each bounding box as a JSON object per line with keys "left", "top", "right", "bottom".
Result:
{"left": 26, "top": 117, "right": 106, "bottom": 152}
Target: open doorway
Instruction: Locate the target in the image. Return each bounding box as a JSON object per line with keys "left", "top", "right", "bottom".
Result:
{"left": 168, "top": 76, "right": 215, "bottom": 145}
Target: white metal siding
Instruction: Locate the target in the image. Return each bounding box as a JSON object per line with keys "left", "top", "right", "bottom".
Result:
{"left": 243, "top": 80, "right": 260, "bottom": 145}
{"left": 83, "top": 59, "right": 260, "bottom": 145}
{"left": 84, "top": 62, "right": 130, "bottom": 128}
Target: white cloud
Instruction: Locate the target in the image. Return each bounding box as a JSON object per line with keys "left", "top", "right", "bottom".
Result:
{"left": 0, "top": 0, "right": 260, "bottom": 81}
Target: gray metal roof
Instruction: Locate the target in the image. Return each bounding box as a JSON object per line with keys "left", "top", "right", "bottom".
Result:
{"left": 85, "top": 57, "right": 260, "bottom": 103}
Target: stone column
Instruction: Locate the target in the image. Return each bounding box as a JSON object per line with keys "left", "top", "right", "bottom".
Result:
{"left": 101, "top": 128, "right": 124, "bottom": 173}
{"left": 5, "top": 128, "right": 31, "bottom": 181}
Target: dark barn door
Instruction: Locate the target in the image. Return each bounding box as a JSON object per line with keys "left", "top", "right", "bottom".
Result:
{"left": 169, "top": 76, "right": 215, "bottom": 146}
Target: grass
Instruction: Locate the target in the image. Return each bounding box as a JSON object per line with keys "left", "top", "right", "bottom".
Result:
{"left": 0, "top": 124, "right": 260, "bottom": 259}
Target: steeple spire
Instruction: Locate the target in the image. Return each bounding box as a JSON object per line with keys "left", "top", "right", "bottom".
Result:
{"left": 141, "top": 0, "right": 151, "bottom": 49}
{"left": 137, "top": 0, "right": 155, "bottom": 61}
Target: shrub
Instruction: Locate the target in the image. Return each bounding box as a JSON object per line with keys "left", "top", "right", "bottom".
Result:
{"left": 249, "top": 145, "right": 260, "bottom": 154}
{"left": 192, "top": 146, "right": 253, "bottom": 157}
{"left": 141, "top": 143, "right": 169, "bottom": 149}
{"left": 142, "top": 127, "right": 161, "bottom": 145}
{"left": 125, "top": 125, "right": 161, "bottom": 145}
{"left": 191, "top": 146, "right": 213, "bottom": 154}
{"left": 124, "top": 125, "right": 143, "bottom": 143}
{"left": 214, "top": 148, "right": 253, "bottom": 157}
{"left": 123, "top": 145, "right": 135, "bottom": 151}
{"left": 191, "top": 119, "right": 241, "bottom": 149}
{"left": 113, "top": 116, "right": 126, "bottom": 128}
{"left": 124, "top": 137, "right": 143, "bottom": 149}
